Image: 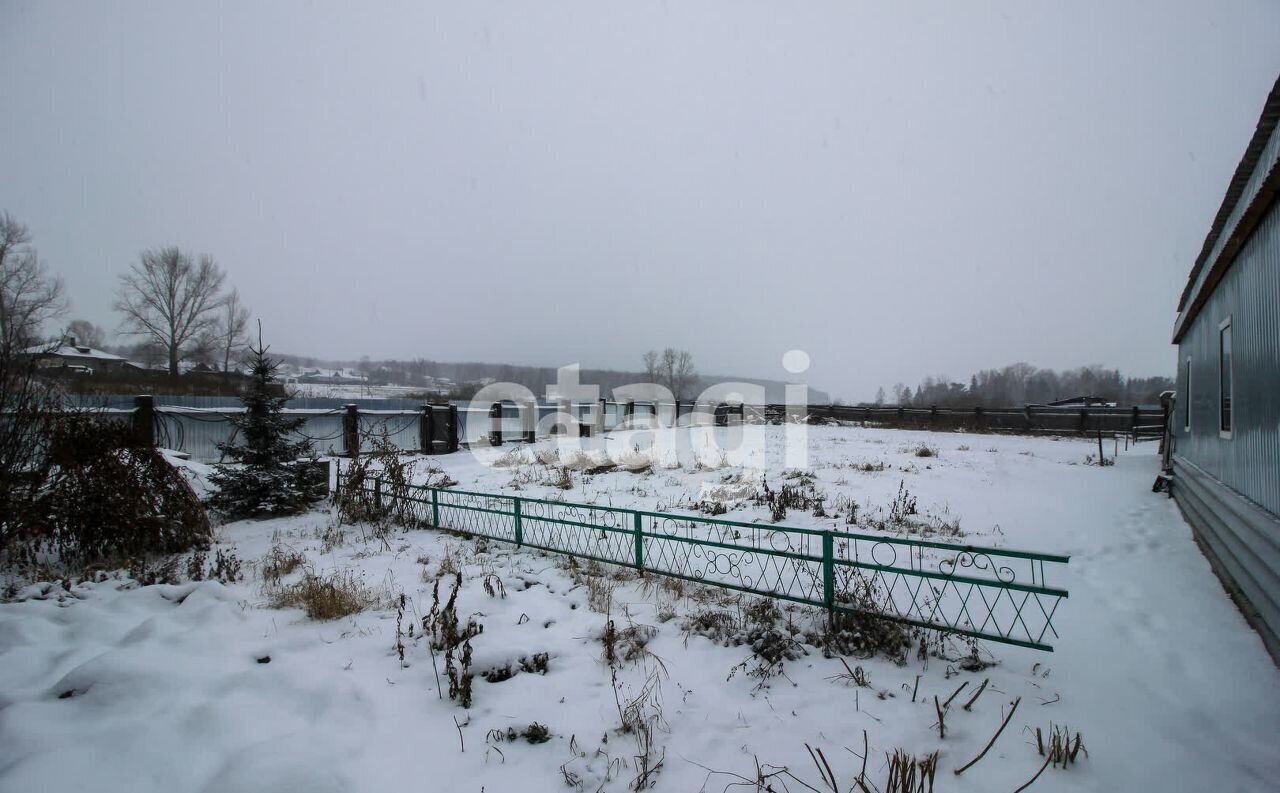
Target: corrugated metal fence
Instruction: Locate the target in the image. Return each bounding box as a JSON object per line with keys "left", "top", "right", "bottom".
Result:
{"left": 71, "top": 395, "right": 1167, "bottom": 463}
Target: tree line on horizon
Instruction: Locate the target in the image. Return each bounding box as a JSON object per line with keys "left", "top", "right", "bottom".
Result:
{"left": 273, "top": 352, "right": 830, "bottom": 405}
{"left": 869, "top": 363, "right": 1173, "bottom": 409}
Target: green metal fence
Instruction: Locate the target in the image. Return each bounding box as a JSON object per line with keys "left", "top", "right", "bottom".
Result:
{"left": 338, "top": 474, "right": 1070, "bottom": 651}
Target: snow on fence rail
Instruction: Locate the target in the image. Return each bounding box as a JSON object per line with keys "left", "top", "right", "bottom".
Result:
{"left": 337, "top": 474, "right": 1071, "bottom": 652}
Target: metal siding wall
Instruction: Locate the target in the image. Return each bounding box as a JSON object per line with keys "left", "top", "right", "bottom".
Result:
{"left": 1174, "top": 199, "right": 1280, "bottom": 518}
{"left": 160, "top": 412, "right": 237, "bottom": 461}
{"left": 298, "top": 414, "right": 346, "bottom": 457}
{"left": 358, "top": 412, "right": 421, "bottom": 453}
{"left": 155, "top": 410, "right": 349, "bottom": 461}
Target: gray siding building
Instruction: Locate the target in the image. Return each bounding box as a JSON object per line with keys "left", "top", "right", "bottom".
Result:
{"left": 1172, "top": 75, "right": 1280, "bottom": 661}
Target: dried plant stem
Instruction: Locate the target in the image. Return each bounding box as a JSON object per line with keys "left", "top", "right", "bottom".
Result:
{"left": 1014, "top": 753, "right": 1053, "bottom": 793}
{"left": 856, "top": 729, "right": 870, "bottom": 792}
{"left": 963, "top": 677, "right": 990, "bottom": 711}
{"left": 806, "top": 743, "right": 838, "bottom": 792}
{"left": 942, "top": 680, "right": 969, "bottom": 709}
{"left": 954, "top": 696, "right": 1021, "bottom": 775}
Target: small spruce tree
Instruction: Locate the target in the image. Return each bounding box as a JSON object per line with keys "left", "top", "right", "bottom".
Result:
{"left": 207, "top": 334, "right": 323, "bottom": 519}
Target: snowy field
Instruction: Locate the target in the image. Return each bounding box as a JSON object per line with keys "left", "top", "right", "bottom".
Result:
{"left": 2, "top": 426, "right": 1278, "bottom": 793}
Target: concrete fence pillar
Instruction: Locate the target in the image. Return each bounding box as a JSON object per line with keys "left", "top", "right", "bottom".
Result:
{"left": 489, "top": 402, "right": 503, "bottom": 446}
{"left": 447, "top": 405, "right": 460, "bottom": 452}
{"left": 342, "top": 404, "right": 360, "bottom": 458}
{"left": 554, "top": 398, "right": 570, "bottom": 435}
{"left": 133, "top": 395, "right": 156, "bottom": 447}
{"left": 419, "top": 404, "right": 435, "bottom": 455}
{"left": 522, "top": 400, "right": 536, "bottom": 443}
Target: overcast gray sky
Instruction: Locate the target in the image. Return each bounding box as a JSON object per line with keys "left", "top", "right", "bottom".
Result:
{"left": 3, "top": 1, "right": 1278, "bottom": 400}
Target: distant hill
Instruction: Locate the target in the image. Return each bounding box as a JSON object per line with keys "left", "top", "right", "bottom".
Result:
{"left": 274, "top": 354, "right": 829, "bottom": 405}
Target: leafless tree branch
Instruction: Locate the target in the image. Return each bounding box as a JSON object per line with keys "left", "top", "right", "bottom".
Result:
{"left": 114, "top": 246, "right": 226, "bottom": 376}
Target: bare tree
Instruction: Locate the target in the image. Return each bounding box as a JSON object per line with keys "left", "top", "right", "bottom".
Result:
{"left": 874, "top": 386, "right": 886, "bottom": 406}
{"left": 642, "top": 350, "right": 660, "bottom": 383}
{"left": 0, "top": 212, "right": 66, "bottom": 547}
{"left": 0, "top": 213, "right": 66, "bottom": 358}
{"left": 643, "top": 348, "right": 698, "bottom": 401}
{"left": 65, "top": 319, "right": 106, "bottom": 349}
{"left": 206, "top": 288, "right": 250, "bottom": 372}
{"left": 667, "top": 348, "right": 697, "bottom": 401}
{"left": 114, "top": 247, "right": 226, "bottom": 376}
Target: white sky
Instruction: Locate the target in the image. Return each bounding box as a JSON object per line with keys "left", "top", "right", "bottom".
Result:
{"left": 3, "top": 1, "right": 1279, "bottom": 400}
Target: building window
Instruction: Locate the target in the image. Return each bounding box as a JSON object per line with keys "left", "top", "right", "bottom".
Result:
{"left": 1183, "top": 356, "right": 1192, "bottom": 431}
{"left": 1219, "top": 317, "right": 1233, "bottom": 438}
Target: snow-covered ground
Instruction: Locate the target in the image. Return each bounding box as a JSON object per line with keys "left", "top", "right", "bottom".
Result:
{"left": 2, "top": 426, "right": 1277, "bottom": 793}
{"left": 286, "top": 382, "right": 438, "bottom": 400}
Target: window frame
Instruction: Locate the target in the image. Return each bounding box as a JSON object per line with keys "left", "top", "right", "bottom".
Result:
{"left": 1218, "top": 316, "right": 1233, "bottom": 439}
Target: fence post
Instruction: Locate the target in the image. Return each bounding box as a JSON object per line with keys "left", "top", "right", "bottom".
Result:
{"left": 343, "top": 404, "right": 360, "bottom": 458}
{"left": 974, "top": 405, "right": 983, "bottom": 431}
{"left": 431, "top": 487, "right": 440, "bottom": 528}
{"left": 929, "top": 405, "right": 938, "bottom": 428}
{"left": 556, "top": 398, "right": 571, "bottom": 436}
{"left": 513, "top": 497, "right": 523, "bottom": 546}
{"left": 523, "top": 399, "right": 536, "bottom": 443}
{"left": 373, "top": 478, "right": 382, "bottom": 512}
{"left": 596, "top": 398, "right": 606, "bottom": 435}
{"left": 447, "top": 405, "right": 459, "bottom": 452}
{"left": 822, "top": 531, "right": 835, "bottom": 630}
{"left": 133, "top": 395, "right": 156, "bottom": 447}
{"left": 489, "top": 401, "right": 503, "bottom": 446}
{"left": 1079, "top": 408, "right": 1088, "bottom": 434}
{"left": 420, "top": 404, "right": 434, "bottom": 455}
{"left": 1131, "top": 405, "right": 1140, "bottom": 434}
{"left": 633, "top": 511, "right": 644, "bottom": 570}
{"left": 625, "top": 401, "right": 635, "bottom": 426}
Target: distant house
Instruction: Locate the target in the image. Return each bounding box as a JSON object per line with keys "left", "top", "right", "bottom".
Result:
{"left": 297, "top": 367, "right": 368, "bottom": 385}
{"left": 1170, "top": 74, "right": 1280, "bottom": 661}
{"left": 23, "top": 336, "right": 138, "bottom": 375}
{"left": 1046, "top": 396, "right": 1116, "bottom": 408}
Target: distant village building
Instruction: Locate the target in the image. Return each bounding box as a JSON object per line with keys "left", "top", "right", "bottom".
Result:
{"left": 297, "top": 367, "right": 368, "bottom": 385}
{"left": 23, "top": 336, "right": 138, "bottom": 375}
{"left": 1170, "top": 74, "right": 1280, "bottom": 661}
{"left": 1045, "top": 396, "right": 1116, "bottom": 408}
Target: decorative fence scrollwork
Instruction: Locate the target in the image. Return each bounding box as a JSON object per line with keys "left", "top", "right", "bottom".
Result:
{"left": 336, "top": 474, "right": 1069, "bottom": 651}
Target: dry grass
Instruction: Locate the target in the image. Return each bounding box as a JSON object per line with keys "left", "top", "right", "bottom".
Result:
{"left": 492, "top": 448, "right": 531, "bottom": 468}
{"left": 260, "top": 544, "right": 306, "bottom": 584}
{"left": 268, "top": 569, "right": 375, "bottom": 620}
{"left": 316, "top": 520, "right": 346, "bottom": 553}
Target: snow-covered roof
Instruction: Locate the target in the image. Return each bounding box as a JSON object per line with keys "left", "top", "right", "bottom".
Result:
{"left": 24, "top": 342, "right": 129, "bottom": 362}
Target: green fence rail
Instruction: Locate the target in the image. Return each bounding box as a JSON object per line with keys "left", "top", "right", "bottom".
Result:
{"left": 338, "top": 474, "right": 1070, "bottom": 651}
